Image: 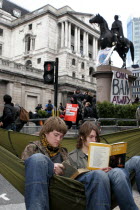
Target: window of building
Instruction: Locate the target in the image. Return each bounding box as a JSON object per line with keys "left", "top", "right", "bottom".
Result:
{"left": 13, "top": 9, "right": 21, "bottom": 18}
{"left": 25, "top": 34, "right": 36, "bottom": 53}
{"left": 82, "top": 74, "right": 85, "bottom": 80}
{"left": 72, "top": 59, "right": 76, "bottom": 65}
{"left": 0, "top": 28, "right": 3, "bottom": 36}
{"left": 37, "top": 58, "right": 41, "bottom": 64}
{"left": 0, "top": 44, "right": 2, "bottom": 55}
{"left": 25, "top": 60, "right": 32, "bottom": 67}
{"left": 89, "top": 38, "right": 92, "bottom": 45}
{"left": 89, "top": 67, "right": 94, "bottom": 76}
{"left": 29, "top": 24, "right": 32, "bottom": 30}
{"left": 80, "top": 34, "right": 83, "bottom": 40}
{"left": 71, "top": 45, "right": 74, "bottom": 53}
{"left": 81, "top": 62, "right": 84, "bottom": 69}
{"left": 0, "top": 0, "right": 3, "bottom": 8}
{"left": 72, "top": 72, "right": 76, "bottom": 78}
{"left": 89, "top": 53, "right": 92, "bottom": 58}
{"left": 71, "top": 29, "right": 74, "bottom": 36}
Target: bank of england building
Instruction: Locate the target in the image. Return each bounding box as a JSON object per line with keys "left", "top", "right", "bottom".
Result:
{"left": 0, "top": 0, "right": 99, "bottom": 113}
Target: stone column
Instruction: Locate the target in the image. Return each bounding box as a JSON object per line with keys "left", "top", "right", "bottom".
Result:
{"left": 68, "top": 22, "right": 71, "bottom": 49}
{"left": 7, "top": 82, "right": 13, "bottom": 96}
{"left": 21, "top": 85, "right": 25, "bottom": 107}
{"left": 77, "top": 28, "right": 80, "bottom": 54}
{"left": 86, "top": 33, "right": 89, "bottom": 57}
{"left": 83, "top": 31, "right": 86, "bottom": 56}
{"left": 95, "top": 38, "right": 98, "bottom": 58}
{"left": 65, "top": 21, "right": 68, "bottom": 47}
{"left": 92, "top": 36, "right": 96, "bottom": 60}
{"left": 61, "top": 22, "right": 64, "bottom": 48}
{"left": 74, "top": 26, "right": 78, "bottom": 53}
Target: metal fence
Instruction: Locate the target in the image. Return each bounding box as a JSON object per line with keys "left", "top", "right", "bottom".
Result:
{"left": 21, "top": 118, "right": 140, "bottom": 135}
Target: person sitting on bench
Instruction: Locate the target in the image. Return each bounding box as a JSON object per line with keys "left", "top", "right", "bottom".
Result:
{"left": 68, "top": 121, "right": 139, "bottom": 210}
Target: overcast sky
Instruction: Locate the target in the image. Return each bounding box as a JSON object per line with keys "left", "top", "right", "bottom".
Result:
{"left": 9, "top": 0, "right": 140, "bottom": 67}
{"left": 10, "top": 0, "right": 140, "bottom": 32}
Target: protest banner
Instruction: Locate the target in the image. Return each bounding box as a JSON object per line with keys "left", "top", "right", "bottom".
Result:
{"left": 111, "top": 71, "right": 131, "bottom": 104}
{"left": 96, "top": 46, "right": 115, "bottom": 66}
{"left": 64, "top": 103, "right": 78, "bottom": 122}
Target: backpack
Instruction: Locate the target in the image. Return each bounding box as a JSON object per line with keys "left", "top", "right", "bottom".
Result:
{"left": 19, "top": 107, "right": 29, "bottom": 122}
{"left": 84, "top": 107, "right": 94, "bottom": 118}
{"left": 47, "top": 104, "right": 53, "bottom": 111}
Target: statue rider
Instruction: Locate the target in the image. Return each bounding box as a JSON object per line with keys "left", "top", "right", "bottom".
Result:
{"left": 111, "top": 15, "right": 124, "bottom": 45}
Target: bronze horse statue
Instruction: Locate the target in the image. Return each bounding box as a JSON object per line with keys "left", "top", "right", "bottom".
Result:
{"left": 89, "top": 14, "right": 134, "bottom": 68}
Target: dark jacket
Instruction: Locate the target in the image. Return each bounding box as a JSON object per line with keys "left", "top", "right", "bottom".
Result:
{"left": 84, "top": 106, "right": 94, "bottom": 118}
{"left": 0, "top": 103, "right": 16, "bottom": 128}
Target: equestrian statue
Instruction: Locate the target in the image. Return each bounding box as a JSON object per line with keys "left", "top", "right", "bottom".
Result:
{"left": 89, "top": 14, "right": 134, "bottom": 69}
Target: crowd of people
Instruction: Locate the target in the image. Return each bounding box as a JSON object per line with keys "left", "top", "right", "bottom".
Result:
{"left": 28, "top": 89, "right": 98, "bottom": 129}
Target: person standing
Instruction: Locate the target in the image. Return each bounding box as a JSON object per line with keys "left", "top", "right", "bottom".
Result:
{"left": 45, "top": 100, "right": 54, "bottom": 117}
{"left": 14, "top": 104, "right": 25, "bottom": 132}
{"left": 83, "top": 102, "right": 94, "bottom": 118}
{"left": 0, "top": 94, "right": 16, "bottom": 131}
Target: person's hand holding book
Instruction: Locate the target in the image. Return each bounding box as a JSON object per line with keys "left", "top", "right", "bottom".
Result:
{"left": 100, "top": 167, "right": 112, "bottom": 173}
{"left": 54, "top": 163, "right": 65, "bottom": 175}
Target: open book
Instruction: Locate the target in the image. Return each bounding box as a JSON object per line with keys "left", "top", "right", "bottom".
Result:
{"left": 62, "top": 161, "right": 89, "bottom": 179}
{"left": 87, "top": 142, "right": 127, "bottom": 170}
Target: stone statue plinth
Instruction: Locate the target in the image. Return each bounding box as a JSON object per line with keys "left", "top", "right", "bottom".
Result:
{"left": 93, "top": 65, "right": 136, "bottom": 103}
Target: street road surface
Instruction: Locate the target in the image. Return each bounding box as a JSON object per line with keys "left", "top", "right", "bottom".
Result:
{"left": 0, "top": 175, "right": 25, "bottom": 210}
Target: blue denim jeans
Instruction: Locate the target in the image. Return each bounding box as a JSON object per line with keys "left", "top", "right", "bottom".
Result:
{"left": 24, "top": 153, "right": 54, "bottom": 210}
{"left": 125, "top": 156, "right": 140, "bottom": 193}
{"left": 108, "top": 168, "right": 138, "bottom": 210}
{"left": 5, "top": 123, "right": 16, "bottom": 131}
{"left": 76, "top": 170, "right": 111, "bottom": 210}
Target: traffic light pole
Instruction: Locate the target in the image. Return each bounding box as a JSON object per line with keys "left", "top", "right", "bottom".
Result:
{"left": 54, "top": 57, "right": 58, "bottom": 115}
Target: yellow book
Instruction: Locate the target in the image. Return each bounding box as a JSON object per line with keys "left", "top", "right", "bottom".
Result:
{"left": 87, "top": 142, "right": 127, "bottom": 170}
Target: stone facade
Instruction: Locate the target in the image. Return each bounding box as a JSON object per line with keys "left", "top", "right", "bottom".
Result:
{"left": 0, "top": 1, "right": 99, "bottom": 114}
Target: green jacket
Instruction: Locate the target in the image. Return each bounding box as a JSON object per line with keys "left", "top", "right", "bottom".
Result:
{"left": 68, "top": 149, "right": 88, "bottom": 169}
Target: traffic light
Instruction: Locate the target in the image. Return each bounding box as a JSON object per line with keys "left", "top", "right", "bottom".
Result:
{"left": 43, "top": 61, "right": 55, "bottom": 84}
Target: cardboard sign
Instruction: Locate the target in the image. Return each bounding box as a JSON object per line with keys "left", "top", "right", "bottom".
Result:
{"left": 111, "top": 71, "right": 131, "bottom": 104}
{"left": 64, "top": 103, "right": 78, "bottom": 122}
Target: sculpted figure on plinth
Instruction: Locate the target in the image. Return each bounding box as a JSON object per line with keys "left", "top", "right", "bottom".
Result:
{"left": 89, "top": 14, "right": 134, "bottom": 69}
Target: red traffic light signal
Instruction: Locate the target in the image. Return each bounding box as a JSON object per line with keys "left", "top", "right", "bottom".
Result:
{"left": 44, "top": 61, "right": 55, "bottom": 84}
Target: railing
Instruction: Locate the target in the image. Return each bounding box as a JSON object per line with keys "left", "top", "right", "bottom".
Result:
{"left": 82, "top": 118, "right": 139, "bottom": 134}
{"left": 21, "top": 117, "right": 140, "bottom": 135}
{"left": 84, "top": 117, "right": 139, "bottom": 126}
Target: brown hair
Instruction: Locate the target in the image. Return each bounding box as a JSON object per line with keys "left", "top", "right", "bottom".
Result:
{"left": 39, "top": 116, "right": 67, "bottom": 138}
{"left": 76, "top": 121, "right": 100, "bottom": 149}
